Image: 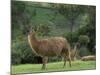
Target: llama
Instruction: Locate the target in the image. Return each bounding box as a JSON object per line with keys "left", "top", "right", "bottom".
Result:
{"left": 28, "top": 30, "right": 71, "bottom": 69}
{"left": 81, "top": 55, "right": 96, "bottom": 61}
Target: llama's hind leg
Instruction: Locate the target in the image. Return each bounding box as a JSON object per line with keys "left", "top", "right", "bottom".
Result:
{"left": 42, "top": 56, "right": 48, "bottom": 70}
{"left": 63, "top": 50, "right": 71, "bottom": 67}
{"left": 63, "top": 54, "right": 71, "bottom": 68}
{"left": 63, "top": 55, "right": 67, "bottom": 68}
{"left": 68, "top": 55, "right": 71, "bottom": 67}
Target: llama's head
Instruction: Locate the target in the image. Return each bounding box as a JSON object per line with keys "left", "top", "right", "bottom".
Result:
{"left": 28, "top": 29, "right": 36, "bottom": 37}
{"left": 27, "top": 26, "right": 40, "bottom": 39}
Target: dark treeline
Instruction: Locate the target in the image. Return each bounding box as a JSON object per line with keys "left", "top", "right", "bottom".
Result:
{"left": 11, "top": 1, "right": 96, "bottom": 65}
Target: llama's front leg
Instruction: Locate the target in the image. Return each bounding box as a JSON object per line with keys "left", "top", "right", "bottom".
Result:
{"left": 42, "top": 56, "right": 48, "bottom": 70}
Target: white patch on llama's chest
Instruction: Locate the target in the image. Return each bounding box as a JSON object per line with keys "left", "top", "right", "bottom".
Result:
{"left": 28, "top": 35, "right": 37, "bottom": 55}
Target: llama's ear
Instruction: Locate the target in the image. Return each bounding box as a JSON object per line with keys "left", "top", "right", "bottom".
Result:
{"left": 30, "top": 26, "right": 33, "bottom": 30}
{"left": 35, "top": 26, "right": 39, "bottom": 33}
{"left": 33, "top": 26, "right": 39, "bottom": 33}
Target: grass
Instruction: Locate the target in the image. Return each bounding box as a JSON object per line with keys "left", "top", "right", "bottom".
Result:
{"left": 11, "top": 60, "right": 96, "bottom": 74}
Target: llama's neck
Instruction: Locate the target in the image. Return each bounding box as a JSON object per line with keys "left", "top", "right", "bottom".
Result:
{"left": 28, "top": 35, "right": 39, "bottom": 54}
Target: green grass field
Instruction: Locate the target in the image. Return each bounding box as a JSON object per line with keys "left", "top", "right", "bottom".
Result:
{"left": 11, "top": 60, "right": 96, "bottom": 74}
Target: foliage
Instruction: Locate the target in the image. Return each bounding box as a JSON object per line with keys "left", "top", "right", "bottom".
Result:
{"left": 77, "top": 24, "right": 95, "bottom": 54}
{"left": 11, "top": 39, "right": 35, "bottom": 65}
{"left": 79, "top": 47, "right": 91, "bottom": 57}
{"left": 12, "top": 43, "right": 22, "bottom": 65}
{"left": 79, "top": 35, "right": 90, "bottom": 45}
{"left": 63, "top": 32, "right": 78, "bottom": 46}
{"left": 50, "top": 4, "right": 87, "bottom": 33}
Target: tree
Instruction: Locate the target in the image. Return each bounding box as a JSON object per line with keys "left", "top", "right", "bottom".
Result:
{"left": 77, "top": 6, "right": 96, "bottom": 54}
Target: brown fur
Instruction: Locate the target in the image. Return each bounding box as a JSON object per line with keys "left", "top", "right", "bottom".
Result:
{"left": 81, "top": 55, "right": 96, "bottom": 61}
{"left": 28, "top": 30, "right": 71, "bottom": 69}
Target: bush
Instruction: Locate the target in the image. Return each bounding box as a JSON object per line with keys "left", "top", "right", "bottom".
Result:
{"left": 79, "top": 46, "right": 91, "bottom": 57}
{"left": 11, "top": 39, "right": 35, "bottom": 65}
{"left": 63, "top": 32, "right": 79, "bottom": 47}
{"left": 79, "top": 35, "right": 90, "bottom": 45}
{"left": 11, "top": 41, "right": 22, "bottom": 65}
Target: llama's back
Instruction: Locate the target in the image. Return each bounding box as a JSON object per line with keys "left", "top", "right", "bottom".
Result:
{"left": 38, "top": 37, "right": 69, "bottom": 56}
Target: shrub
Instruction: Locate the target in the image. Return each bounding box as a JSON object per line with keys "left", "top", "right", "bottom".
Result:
{"left": 79, "top": 46, "right": 91, "bottom": 57}
{"left": 79, "top": 35, "right": 90, "bottom": 45}
{"left": 11, "top": 39, "right": 35, "bottom": 65}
